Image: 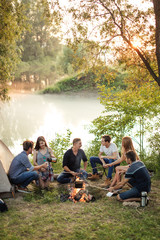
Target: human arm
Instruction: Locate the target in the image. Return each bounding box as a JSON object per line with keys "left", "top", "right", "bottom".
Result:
{"left": 22, "top": 152, "right": 48, "bottom": 171}
{"left": 63, "top": 166, "right": 78, "bottom": 176}
{"left": 98, "top": 152, "right": 106, "bottom": 165}
{"left": 81, "top": 150, "right": 87, "bottom": 171}
{"left": 83, "top": 161, "right": 87, "bottom": 171}
{"left": 48, "top": 148, "right": 57, "bottom": 162}
{"left": 100, "top": 151, "right": 118, "bottom": 160}
{"left": 103, "top": 154, "right": 125, "bottom": 168}
{"left": 33, "top": 150, "right": 38, "bottom": 166}
{"left": 33, "top": 163, "right": 48, "bottom": 171}
{"left": 62, "top": 150, "right": 78, "bottom": 176}
{"left": 108, "top": 178, "right": 129, "bottom": 192}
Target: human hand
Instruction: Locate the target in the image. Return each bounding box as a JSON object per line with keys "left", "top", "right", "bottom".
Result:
{"left": 42, "top": 162, "right": 48, "bottom": 169}
{"left": 108, "top": 187, "right": 114, "bottom": 192}
{"left": 103, "top": 164, "right": 110, "bottom": 168}
{"left": 41, "top": 167, "right": 47, "bottom": 172}
{"left": 71, "top": 171, "right": 78, "bottom": 177}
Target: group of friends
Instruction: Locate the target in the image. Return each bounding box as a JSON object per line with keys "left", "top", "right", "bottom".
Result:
{"left": 8, "top": 135, "right": 151, "bottom": 202}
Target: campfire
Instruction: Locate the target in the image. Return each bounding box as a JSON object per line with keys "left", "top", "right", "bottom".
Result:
{"left": 68, "top": 177, "right": 95, "bottom": 203}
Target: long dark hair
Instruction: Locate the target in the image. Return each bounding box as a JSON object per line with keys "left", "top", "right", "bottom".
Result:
{"left": 34, "top": 136, "right": 48, "bottom": 150}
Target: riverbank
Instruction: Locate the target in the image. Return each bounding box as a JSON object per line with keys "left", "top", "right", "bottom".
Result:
{"left": 8, "top": 80, "right": 100, "bottom": 98}
{"left": 41, "top": 72, "right": 127, "bottom": 95}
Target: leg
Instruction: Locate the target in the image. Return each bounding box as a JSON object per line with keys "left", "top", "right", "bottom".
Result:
{"left": 57, "top": 172, "right": 72, "bottom": 184}
{"left": 39, "top": 177, "right": 45, "bottom": 189}
{"left": 110, "top": 173, "right": 118, "bottom": 187}
{"left": 114, "top": 166, "right": 123, "bottom": 183}
{"left": 11, "top": 171, "right": 39, "bottom": 188}
{"left": 103, "top": 158, "right": 114, "bottom": 179}
{"left": 44, "top": 179, "right": 49, "bottom": 188}
{"left": 77, "top": 169, "right": 88, "bottom": 180}
{"left": 90, "top": 156, "right": 103, "bottom": 174}
{"left": 111, "top": 165, "right": 129, "bottom": 187}
{"left": 118, "top": 187, "right": 141, "bottom": 201}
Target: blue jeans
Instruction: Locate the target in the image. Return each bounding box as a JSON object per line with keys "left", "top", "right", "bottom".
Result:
{"left": 90, "top": 156, "right": 115, "bottom": 179}
{"left": 10, "top": 171, "right": 39, "bottom": 188}
{"left": 57, "top": 169, "right": 88, "bottom": 184}
{"left": 119, "top": 187, "right": 141, "bottom": 200}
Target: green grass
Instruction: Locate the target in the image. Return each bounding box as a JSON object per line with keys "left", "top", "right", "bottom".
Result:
{"left": 0, "top": 178, "right": 160, "bottom": 240}
{"left": 41, "top": 71, "right": 127, "bottom": 94}
{"left": 41, "top": 73, "right": 97, "bottom": 94}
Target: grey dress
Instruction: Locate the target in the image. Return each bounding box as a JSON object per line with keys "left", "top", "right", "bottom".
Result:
{"left": 36, "top": 148, "right": 53, "bottom": 181}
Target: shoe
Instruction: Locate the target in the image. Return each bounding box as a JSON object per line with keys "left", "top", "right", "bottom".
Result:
{"left": 88, "top": 173, "right": 92, "bottom": 177}
{"left": 100, "top": 178, "right": 111, "bottom": 188}
{"left": 17, "top": 186, "right": 31, "bottom": 193}
{"left": 70, "top": 177, "right": 76, "bottom": 183}
{"left": 88, "top": 173, "right": 100, "bottom": 180}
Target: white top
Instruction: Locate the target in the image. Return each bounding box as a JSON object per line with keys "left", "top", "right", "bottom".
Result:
{"left": 100, "top": 143, "right": 119, "bottom": 160}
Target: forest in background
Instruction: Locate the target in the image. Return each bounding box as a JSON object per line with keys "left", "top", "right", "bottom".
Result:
{"left": 0, "top": 0, "right": 160, "bottom": 176}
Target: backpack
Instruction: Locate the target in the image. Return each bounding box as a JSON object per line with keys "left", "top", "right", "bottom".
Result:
{"left": 0, "top": 198, "right": 8, "bottom": 212}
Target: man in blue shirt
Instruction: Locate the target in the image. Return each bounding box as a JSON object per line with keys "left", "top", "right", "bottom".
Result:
{"left": 9, "top": 140, "right": 48, "bottom": 192}
{"left": 108, "top": 150, "right": 151, "bottom": 201}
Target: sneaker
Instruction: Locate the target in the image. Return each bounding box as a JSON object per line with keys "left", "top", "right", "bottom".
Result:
{"left": 17, "top": 186, "right": 31, "bottom": 193}
{"left": 70, "top": 177, "right": 76, "bottom": 183}
{"left": 88, "top": 173, "right": 100, "bottom": 180}
{"left": 100, "top": 178, "right": 111, "bottom": 188}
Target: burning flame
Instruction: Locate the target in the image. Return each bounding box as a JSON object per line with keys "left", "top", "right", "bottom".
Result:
{"left": 69, "top": 177, "right": 87, "bottom": 203}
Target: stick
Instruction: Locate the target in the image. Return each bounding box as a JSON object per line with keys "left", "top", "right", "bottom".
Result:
{"left": 86, "top": 184, "right": 109, "bottom": 191}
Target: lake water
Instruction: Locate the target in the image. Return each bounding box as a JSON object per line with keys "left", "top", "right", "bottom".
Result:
{"left": 0, "top": 92, "right": 104, "bottom": 155}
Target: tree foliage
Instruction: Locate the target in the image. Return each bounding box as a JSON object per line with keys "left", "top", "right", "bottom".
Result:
{"left": 15, "top": 0, "right": 62, "bottom": 83}
{"left": 0, "top": 0, "right": 26, "bottom": 100}
{"left": 55, "top": 0, "right": 160, "bottom": 86}
{"left": 52, "top": 0, "right": 160, "bottom": 158}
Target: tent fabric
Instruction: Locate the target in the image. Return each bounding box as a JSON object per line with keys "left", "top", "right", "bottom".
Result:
{"left": 0, "top": 140, "right": 14, "bottom": 174}
{"left": 0, "top": 160, "right": 12, "bottom": 193}
{"left": 0, "top": 140, "right": 14, "bottom": 195}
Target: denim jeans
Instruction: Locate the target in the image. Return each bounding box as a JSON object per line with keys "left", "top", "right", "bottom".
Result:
{"left": 10, "top": 171, "right": 39, "bottom": 188}
{"left": 90, "top": 156, "right": 115, "bottom": 179}
{"left": 119, "top": 187, "right": 141, "bottom": 200}
{"left": 57, "top": 169, "right": 88, "bottom": 184}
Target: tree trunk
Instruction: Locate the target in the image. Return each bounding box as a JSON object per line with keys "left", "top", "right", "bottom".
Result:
{"left": 153, "top": 0, "right": 160, "bottom": 86}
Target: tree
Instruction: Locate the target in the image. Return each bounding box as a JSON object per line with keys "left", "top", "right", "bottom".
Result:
{"left": 0, "top": 0, "right": 26, "bottom": 100}
{"left": 55, "top": 0, "right": 160, "bottom": 87}
{"left": 153, "top": 0, "right": 160, "bottom": 85}
{"left": 15, "top": 0, "right": 62, "bottom": 83}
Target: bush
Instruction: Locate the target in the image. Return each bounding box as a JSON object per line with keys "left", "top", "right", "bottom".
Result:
{"left": 147, "top": 127, "right": 160, "bottom": 178}
{"left": 49, "top": 129, "right": 72, "bottom": 174}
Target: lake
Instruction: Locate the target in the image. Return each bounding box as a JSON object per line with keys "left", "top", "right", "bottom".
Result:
{"left": 0, "top": 92, "right": 104, "bottom": 155}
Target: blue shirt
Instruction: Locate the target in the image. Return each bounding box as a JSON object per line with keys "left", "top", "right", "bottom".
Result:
{"left": 9, "top": 151, "right": 34, "bottom": 179}
{"left": 125, "top": 161, "right": 151, "bottom": 193}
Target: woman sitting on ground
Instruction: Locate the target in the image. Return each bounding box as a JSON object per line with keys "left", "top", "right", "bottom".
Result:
{"left": 33, "top": 136, "right": 56, "bottom": 189}
{"left": 104, "top": 136, "right": 139, "bottom": 188}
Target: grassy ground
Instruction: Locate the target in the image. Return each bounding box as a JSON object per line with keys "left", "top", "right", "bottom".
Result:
{"left": 1, "top": 176, "right": 160, "bottom": 240}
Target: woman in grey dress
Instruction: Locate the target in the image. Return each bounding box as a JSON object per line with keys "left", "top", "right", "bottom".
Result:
{"left": 33, "top": 136, "right": 56, "bottom": 189}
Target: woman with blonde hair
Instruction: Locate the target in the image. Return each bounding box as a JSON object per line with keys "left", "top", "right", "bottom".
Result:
{"left": 104, "top": 136, "right": 139, "bottom": 188}
{"left": 33, "top": 136, "right": 56, "bottom": 189}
